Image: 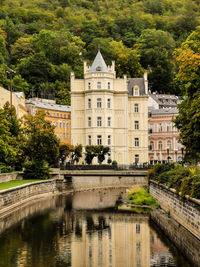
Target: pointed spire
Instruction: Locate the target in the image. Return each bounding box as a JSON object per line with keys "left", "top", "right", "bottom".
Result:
{"left": 89, "top": 50, "right": 108, "bottom": 73}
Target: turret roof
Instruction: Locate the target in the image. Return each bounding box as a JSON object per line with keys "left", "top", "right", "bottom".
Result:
{"left": 89, "top": 50, "right": 108, "bottom": 73}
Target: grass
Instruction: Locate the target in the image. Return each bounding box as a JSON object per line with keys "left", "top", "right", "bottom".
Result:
{"left": 0, "top": 180, "right": 43, "bottom": 190}
{"left": 127, "top": 187, "right": 159, "bottom": 208}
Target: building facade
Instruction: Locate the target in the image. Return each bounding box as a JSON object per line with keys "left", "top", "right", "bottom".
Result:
{"left": 0, "top": 87, "right": 27, "bottom": 118}
{"left": 26, "top": 98, "right": 71, "bottom": 144}
{"left": 71, "top": 51, "right": 149, "bottom": 165}
{"left": 148, "top": 108, "right": 183, "bottom": 164}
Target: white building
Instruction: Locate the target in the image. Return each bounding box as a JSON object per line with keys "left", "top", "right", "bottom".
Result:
{"left": 71, "top": 51, "right": 149, "bottom": 165}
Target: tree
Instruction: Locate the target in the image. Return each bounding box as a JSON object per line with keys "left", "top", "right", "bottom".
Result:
{"left": 71, "top": 144, "right": 82, "bottom": 164}
{"left": 59, "top": 143, "right": 73, "bottom": 164}
{"left": 174, "top": 28, "right": 200, "bottom": 162}
{"left": 137, "top": 29, "right": 176, "bottom": 93}
{"left": 96, "top": 145, "right": 110, "bottom": 164}
{"left": 23, "top": 110, "right": 59, "bottom": 165}
{"left": 85, "top": 145, "right": 97, "bottom": 165}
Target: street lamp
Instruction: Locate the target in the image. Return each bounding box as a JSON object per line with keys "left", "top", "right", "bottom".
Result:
{"left": 181, "top": 145, "right": 184, "bottom": 166}
{"left": 166, "top": 146, "right": 170, "bottom": 163}
{"left": 6, "top": 69, "right": 16, "bottom": 107}
{"left": 174, "top": 149, "right": 178, "bottom": 163}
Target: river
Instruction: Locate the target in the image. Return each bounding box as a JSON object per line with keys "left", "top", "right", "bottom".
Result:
{"left": 0, "top": 188, "right": 193, "bottom": 267}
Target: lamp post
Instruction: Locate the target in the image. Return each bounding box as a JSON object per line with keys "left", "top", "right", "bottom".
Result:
{"left": 174, "top": 149, "right": 178, "bottom": 163}
{"left": 6, "top": 69, "right": 16, "bottom": 107}
{"left": 181, "top": 146, "right": 184, "bottom": 166}
{"left": 166, "top": 146, "right": 170, "bottom": 163}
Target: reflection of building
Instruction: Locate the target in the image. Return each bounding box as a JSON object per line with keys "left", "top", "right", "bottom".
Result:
{"left": 71, "top": 51, "right": 149, "bottom": 165}
{"left": 148, "top": 108, "right": 182, "bottom": 164}
{"left": 26, "top": 98, "right": 71, "bottom": 144}
{"left": 59, "top": 212, "right": 150, "bottom": 267}
{"left": 150, "top": 230, "right": 175, "bottom": 266}
{"left": 0, "top": 87, "right": 27, "bottom": 118}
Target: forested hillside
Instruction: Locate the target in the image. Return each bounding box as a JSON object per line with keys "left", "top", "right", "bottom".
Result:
{"left": 0, "top": 0, "right": 199, "bottom": 104}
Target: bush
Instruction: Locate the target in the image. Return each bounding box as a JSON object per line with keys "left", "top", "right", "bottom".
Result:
{"left": 158, "top": 169, "right": 177, "bottom": 184}
{"left": 127, "top": 188, "right": 159, "bottom": 207}
{"left": 168, "top": 168, "right": 190, "bottom": 193}
{"left": 191, "top": 182, "right": 200, "bottom": 199}
{"left": 0, "top": 163, "right": 13, "bottom": 173}
{"left": 179, "top": 175, "right": 200, "bottom": 199}
{"left": 148, "top": 163, "right": 175, "bottom": 181}
{"left": 112, "top": 160, "right": 118, "bottom": 167}
{"left": 107, "top": 158, "right": 112, "bottom": 164}
{"left": 23, "top": 160, "right": 50, "bottom": 180}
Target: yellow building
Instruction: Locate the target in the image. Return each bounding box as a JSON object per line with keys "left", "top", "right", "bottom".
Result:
{"left": 26, "top": 98, "right": 71, "bottom": 144}
{"left": 71, "top": 51, "right": 148, "bottom": 165}
{"left": 0, "top": 87, "right": 27, "bottom": 118}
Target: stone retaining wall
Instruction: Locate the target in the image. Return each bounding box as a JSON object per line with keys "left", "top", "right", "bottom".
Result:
{"left": 151, "top": 209, "right": 200, "bottom": 267}
{"left": 0, "top": 179, "right": 59, "bottom": 214}
{"left": 150, "top": 181, "right": 200, "bottom": 240}
{"left": 0, "top": 172, "right": 23, "bottom": 183}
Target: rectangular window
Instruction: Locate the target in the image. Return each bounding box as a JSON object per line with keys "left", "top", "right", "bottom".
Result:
{"left": 66, "top": 123, "right": 69, "bottom": 128}
{"left": 158, "top": 123, "right": 162, "bottom": 132}
{"left": 97, "top": 82, "right": 101, "bottom": 89}
{"left": 60, "top": 114, "right": 63, "bottom": 118}
{"left": 88, "top": 98, "right": 91, "bottom": 109}
{"left": 97, "top": 135, "right": 102, "bottom": 145}
{"left": 107, "top": 98, "right": 111, "bottom": 108}
{"left": 60, "top": 133, "right": 62, "bottom": 138}
{"left": 57, "top": 113, "right": 59, "bottom": 117}
{"left": 67, "top": 133, "right": 69, "bottom": 138}
{"left": 166, "top": 123, "right": 171, "bottom": 132}
{"left": 134, "top": 104, "right": 139, "bottom": 113}
{"left": 88, "top": 135, "right": 91, "bottom": 145}
{"left": 88, "top": 117, "right": 91, "bottom": 127}
{"left": 107, "top": 117, "right": 111, "bottom": 127}
{"left": 64, "top": 114, "right": 66, "bottom": 118}
{"left": 63, "top": 133, "right": 65, "bottom": 138}
{"left": 97, "top": 98, "right": 102, "bottom": 108}
{"left": 60, "top": 122, "right": 62, "bottom": 128}
{"left": 88, "top": 82, "right": 91, "bottom": 90}
{"left": 56, "top": 122, "right": 58, "bottom": 128}
{"left": 134, "top": 121, "right": 139, "bottom": 130}
{"left": 134, "top": 138, "right": 139, "bottom": 147}
{"left": 136, "top": 224, "right": 140, "bottom": 234}
{"left": 108, "top": 135, "right": 111, "bottom": 145}
{"left": 108, "top": 82, "right": 111, "bottom": 90}
{"left": 97, "top": 117, "right": 102, "bottom": 127}
{"left": 63, "top": 123, "right": 65, "bottom": 128}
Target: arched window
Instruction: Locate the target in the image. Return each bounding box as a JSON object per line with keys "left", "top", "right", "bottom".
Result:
{"left": 158, "top": 141, "right": 162, "bottom": 150}
{"left": 88, "top": 117, "right": 91, "bottom": 127}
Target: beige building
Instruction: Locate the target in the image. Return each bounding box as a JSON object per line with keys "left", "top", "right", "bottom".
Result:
{"left": 0, "top": 87, "right": 27, "bottom": 118}
{"left": 71, "top": 51, "right": 149, "bottom": 165}
{"left": 26, "top": 98, "right": 71, "bottom": 144}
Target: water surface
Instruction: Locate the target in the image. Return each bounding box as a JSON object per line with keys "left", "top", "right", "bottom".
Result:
{"left": 0, "top": 189, "right": 192, "bottom": 267}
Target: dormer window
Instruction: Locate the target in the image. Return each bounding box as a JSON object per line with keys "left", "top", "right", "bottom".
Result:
{"left": 88, "top": 82, "right": 91, "bottom": 90}
{"left": 134, "top": 86, "right": 140, "bottom": 96}
{"left": 97, "top": 82, "right": 101, "bottom": 89}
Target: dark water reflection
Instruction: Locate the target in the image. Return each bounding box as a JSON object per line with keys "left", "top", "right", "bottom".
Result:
{"left": 0, "top": 189, "right": 192, "bottom": 267}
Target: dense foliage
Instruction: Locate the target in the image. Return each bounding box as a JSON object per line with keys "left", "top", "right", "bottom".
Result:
{"left": 0, "top": 105, "right": 59, "bottom": 179}
{"left": 148, "top": 163, "right": 200, "bottom": 199}
{"left": 0, "top": 0, "right": 199, "bottom": 102}
{"left": 174, "top": 27, "right": 200, "bottom": 162}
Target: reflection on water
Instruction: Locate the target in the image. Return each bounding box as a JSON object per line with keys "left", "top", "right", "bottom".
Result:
{"left": 0, "top": 189, "right": 192, "bottom": 267}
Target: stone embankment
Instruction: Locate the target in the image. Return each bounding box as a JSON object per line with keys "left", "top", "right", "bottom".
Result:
{"left": 150, "top": 180, "right": 200, "bottom": 240}
{"left": 0, "top": 170, "right": 148, "bottom": 216}
{"left": 0, "top": 172, "right": 23, "bottom": 183}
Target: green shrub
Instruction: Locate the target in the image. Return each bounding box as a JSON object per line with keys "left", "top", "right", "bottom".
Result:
{"left": 127, "top": 188, "right": 159, "bottom": 207}
{"left": 191, "top": 182, "right": 200, "bottom": 199}
{"left": 158, "top": 169, "right": 177, "bottom": 184}
{"left": 107, "top": 158, "right": 112, "bottom": 164}
{"left": 112, "top": 160, "right": 118, "bottom": 166}
{"left": 0, "top": 163, "right": 13, "bottom": 173}
{"left": 148, "top": 163, "right": 175, "bottom": 182}
{"left": 23, "top": 160, "right": 50, "bottom": 180}
{"left": 180, "top": 175, "right": 200, "bottom": 198}
{"left": 168, "top": 168, "right": 190, "bottom": 192}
